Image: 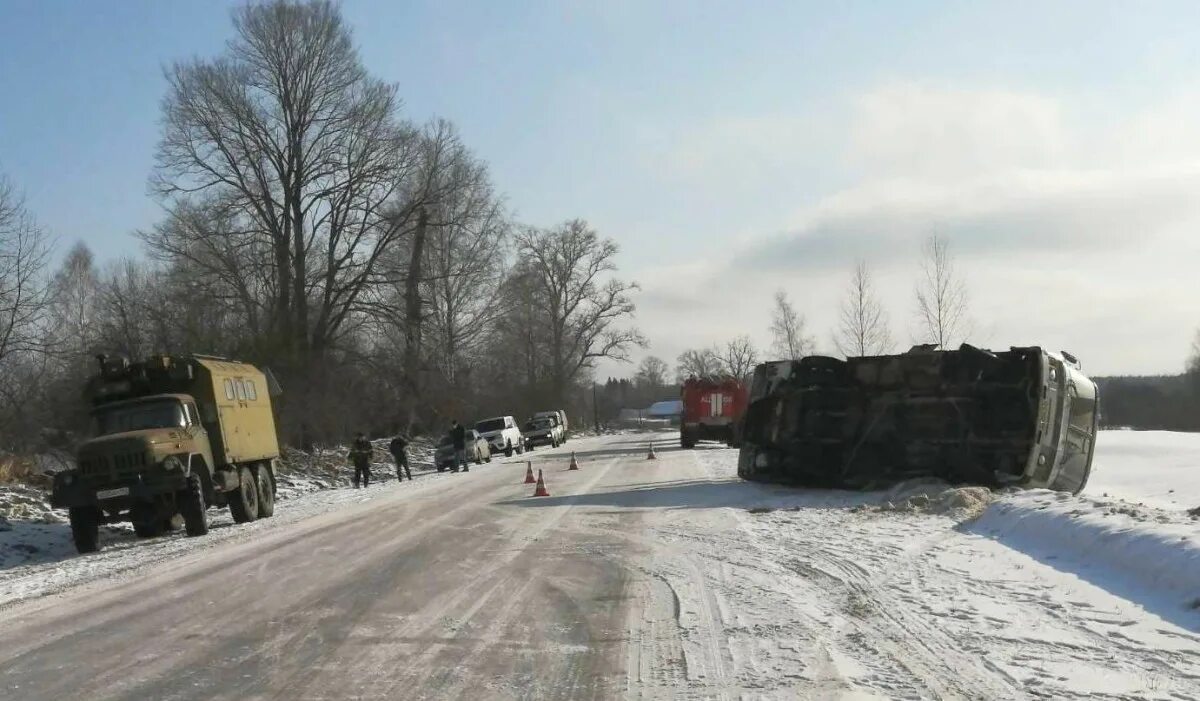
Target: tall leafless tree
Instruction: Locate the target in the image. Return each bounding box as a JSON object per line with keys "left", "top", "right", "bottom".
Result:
{"left": 718, "top": 335, "right": 759, "bottom": 379}
{"left": 835, "top": 260, "right": 892, "bottom": 357}
{"left": 0, "top": 176, "right": 52, "bottom": 369}
{"left": 634, "top": 355, "right": 669, "bottom": 388}
{"left": 514, "top": 220, "right": 643, "bottom": 405}
{"left": 914, "top": 235, "right": 970, "bottom": 349}
{"left": 148, "top": 0, "right": 433, "bottom": 359}
{"left": 769, "top": 290, "right": 814, "bottom": 360}
{"left": 675, "top": 347, "right": 721, "bottom": 381}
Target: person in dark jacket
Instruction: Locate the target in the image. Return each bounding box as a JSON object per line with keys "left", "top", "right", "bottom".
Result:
{"left": 450, "top": 420, "right": 468, "bottom": 473}
{"left": 389, "top": 434, "right": 411, "bottom": 481}
{"left": 349, "top": 432, "right": 373, "bottom": 488}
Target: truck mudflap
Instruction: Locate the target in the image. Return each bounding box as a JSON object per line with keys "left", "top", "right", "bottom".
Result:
{"left": 51, "top": 472, "right": 188, "bottom": 509}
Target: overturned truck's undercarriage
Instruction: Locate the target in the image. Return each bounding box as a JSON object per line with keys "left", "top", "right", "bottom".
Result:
{"left": 737, "top": 345, "right": 1097, "bottom": 493}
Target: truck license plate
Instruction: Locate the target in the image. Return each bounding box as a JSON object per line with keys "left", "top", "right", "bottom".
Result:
{"left": 96, "top": 487, "right": 130, "bottom": 500}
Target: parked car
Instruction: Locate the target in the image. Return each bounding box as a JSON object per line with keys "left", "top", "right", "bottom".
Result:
{"left": 435, "top": 429, "right": 491, "bottom": 471}
{"left": 475, "top": 416, "right": 524, "bottom": 457}
{"left": 533, "top": 410, "right": 569, "bottom": 442}
{"left": 523, "top": 415, "right": 563, "bottom": 450}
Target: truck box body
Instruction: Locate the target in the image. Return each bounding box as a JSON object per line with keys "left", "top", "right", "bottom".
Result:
{"left": 737, "top": 345, "right": 1099, "bottom": 493}
{"left": 680, "top": 377, "right": 748, "bottom": 447}
{"left": 85, "top": 355, "right": 279, "bottom": 470}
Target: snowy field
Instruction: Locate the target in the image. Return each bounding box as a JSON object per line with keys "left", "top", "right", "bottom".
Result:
{"left": 1086, "top": 430, "right": 1200, "bottom": 512}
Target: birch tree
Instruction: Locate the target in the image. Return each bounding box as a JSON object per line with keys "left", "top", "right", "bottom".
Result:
{"left": 914, "top": 235, "right": 970, "bottom": 349}
{"left": 769, "top": 290, "right": 814, "bottom": 360}
{"left": 835, "top": 260, "right": 892, "bottom": 357}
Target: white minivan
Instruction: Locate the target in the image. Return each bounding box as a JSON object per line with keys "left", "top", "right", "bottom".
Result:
{"left": 475, "top": 416, "right": 525, "bottom": 457}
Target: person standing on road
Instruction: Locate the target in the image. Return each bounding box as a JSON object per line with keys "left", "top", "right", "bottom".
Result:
{"left": 349, "top": 432, "right": 373, "bottom": 488}
{"left": 451, "top": 420, "right": 469, "bottom": 473}
{"left": 389, "top": 433, "right": 411, "bottom": 481}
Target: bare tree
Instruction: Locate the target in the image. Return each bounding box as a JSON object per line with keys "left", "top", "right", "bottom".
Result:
{"left": 514, "top": 220, "right": 644, "bottom": 405}
{"left": 914, "top": 235, "right": 970, "bottom": 348}
{"left": 635, "top": 356, "right": 669, "bottom": 388}
{"left": 148, "top": 0, "right": 433, "bottom": 358}
{"left": 0, "top": 176, "right": 52, "bottom": 368}
{"left": 675, "top": 347, "right": 721, "bottom": 381}
{"left": 835, "top": 260, "right": 892, "bottom": 357}
{"left": 769, "top": 290, "right": 814, "bottom": 360}
{"left": 50, "top": 243, "right": 100, "bottom": 362}
{"left": 718, "top": 335, "right": 759, "bottom": 379}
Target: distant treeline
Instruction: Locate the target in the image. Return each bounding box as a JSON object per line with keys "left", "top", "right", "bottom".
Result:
{"left": 1095, "top": 374, "right": 1200, "bottom": 432}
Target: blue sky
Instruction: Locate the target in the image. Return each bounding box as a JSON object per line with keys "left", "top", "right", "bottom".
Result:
{"left": 2, "top": 1, "right": 1200, "bottom": 375}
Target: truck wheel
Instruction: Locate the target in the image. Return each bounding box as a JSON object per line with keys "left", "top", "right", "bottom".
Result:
{"left": 486, "top": 451, "right": 492, "bottom": 463}
{"left": 505, "top": 441, "right": 513, "bottom": 458}
{"left": 68, "top": 506, "right": 100, "bottom": 554}
{"left": 475, "top": 450, "right": 483, "bottom": 465}
{"left": 180, "top": 473, "right": 209, "bottom": 536}
{"left": 517, "top": 441, "right": 525, "bottom": 455}
{"left": 680, "top": 429, "right": 695, "bottom": 449}
{"left": 255, "top": 466, "right": 275, "bottom": 519}
{"left": 228, "top": 466, "right": 259, "bottom": 524}
{"left": 131, "top": 503, "right": 164, "bottom": 538}
{"left": 737, "top": 446, "right": 759, "bottom": 480}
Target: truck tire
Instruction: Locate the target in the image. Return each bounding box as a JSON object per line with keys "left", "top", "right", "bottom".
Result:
{"left": 228, "top": 466, "right": 259, "bottom": 524}
{"left": 475, "top": 450, "right": 483, "bottom": 465}
{"left": 180, "top": 473, "right": 209, "bottom": 537}
{"left": 131, "top": 503, "right": 164, "bottom": 538}
{"left": 680, "top": 428, "right": 695, "bottom": 449}
{"left": 255, "top": 465, "right": 275, "bottom": 519}
{"left": 69, "top": 506, "right": 101, "bottom": 554}
{"left": 516, "top": 440, "right": 525, "bottom": 455}
{"left": 505, "top": 441, "right": 513, "bottom": 458}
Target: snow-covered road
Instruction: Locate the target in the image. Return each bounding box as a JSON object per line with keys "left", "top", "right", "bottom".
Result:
{"left": 0, "top": 430, "right": 1196, "bottom": 699}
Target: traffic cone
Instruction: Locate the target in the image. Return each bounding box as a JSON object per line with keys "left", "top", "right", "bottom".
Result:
{"left": 568, "top": 451, "right": 579, "bottom": 470}
{"left": 647, "top": 442, "right": 657, "bottom": 460}
{"left": 533, "top": 469, "right": 550, "bottom": 497}
{"left": 524, "top": 461, "right": 536, "bottom": 484}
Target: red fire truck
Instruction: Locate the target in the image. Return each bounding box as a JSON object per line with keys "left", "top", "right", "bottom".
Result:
{"left": 680, "top": 377, "right": 748, "bottom": 448}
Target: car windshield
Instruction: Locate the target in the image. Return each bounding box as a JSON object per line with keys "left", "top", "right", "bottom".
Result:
{"left": 534, "top": 418, "right": 552, "bottom": 429}
{"left": 476, "top": 418, "right": 505, "bottom": 433}
{"left": 94, "top": 399, "right": 186, "bottom": 435}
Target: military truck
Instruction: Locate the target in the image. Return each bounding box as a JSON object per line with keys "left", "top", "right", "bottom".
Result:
{"left": 51, "top": 354, "right": 282, "bottom": 553}
{"left": 738, "top": 344, "right": 1099, "bottom": 493}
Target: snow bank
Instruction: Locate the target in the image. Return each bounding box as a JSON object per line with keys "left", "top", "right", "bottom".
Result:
{"left": 875, "top": 479, "right": 995, "bottom": 521}
{"left": 972, "top": 490, "right": 1200, "bottom": 613}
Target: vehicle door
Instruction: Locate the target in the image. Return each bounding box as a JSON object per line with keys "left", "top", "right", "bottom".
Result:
{"left": 183, "top": 401, "right": 214, "bottom": 471}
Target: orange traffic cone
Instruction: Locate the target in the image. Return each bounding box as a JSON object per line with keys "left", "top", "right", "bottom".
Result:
{"left": 647, "top": 442, "right": 657, "bottom": 460}
{"left": 524, "top": 461, "right": 536, "bottom": 484}
{"left": 533, "top": 469, "right": 550, "bottom": 497}
{"left": 568, "top": 451, "right": 579, "bottom": 470}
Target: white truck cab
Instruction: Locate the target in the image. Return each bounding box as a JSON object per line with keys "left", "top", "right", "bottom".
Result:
{"left": 475, "top": 416, "right": 524, "bottom": 457}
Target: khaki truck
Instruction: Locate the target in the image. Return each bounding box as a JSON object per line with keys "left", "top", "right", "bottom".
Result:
{"left": 51, "top": 354, "right": 282, "bottom": 553}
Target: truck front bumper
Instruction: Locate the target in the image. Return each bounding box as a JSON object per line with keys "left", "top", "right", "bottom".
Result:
{"left": 51, "top": 475, "right": 188, "bottom": 509}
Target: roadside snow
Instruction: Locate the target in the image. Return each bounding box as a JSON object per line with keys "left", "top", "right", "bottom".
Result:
{"left": 627, "top": 440, "right": 1200, "bottom": 699}
{"left": 0, "top": 438, "right": 439, "bottom": 608}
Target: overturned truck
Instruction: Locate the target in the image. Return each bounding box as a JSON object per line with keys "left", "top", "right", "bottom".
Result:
{"left": 738, "top": 345, "right": 1099, "bottom": 493}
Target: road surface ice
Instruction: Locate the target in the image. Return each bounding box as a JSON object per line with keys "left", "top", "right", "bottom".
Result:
{"left": 0, "top": 431, "right": 1196, "bottom": 699}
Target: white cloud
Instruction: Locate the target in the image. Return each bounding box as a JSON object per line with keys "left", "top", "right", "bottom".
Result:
{"left": 602, "top": 81, "right": 1200, "bottom": 380}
